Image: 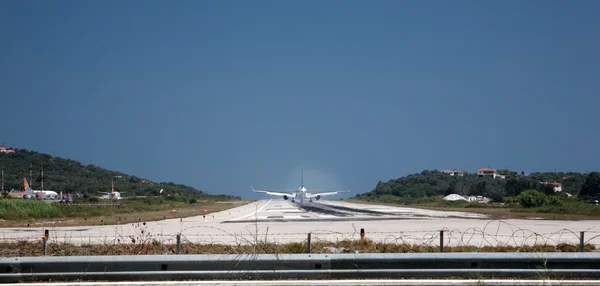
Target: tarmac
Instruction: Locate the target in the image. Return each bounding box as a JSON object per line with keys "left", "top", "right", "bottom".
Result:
{"left": 2, "top": 199, "right": 600, "bottom": 248}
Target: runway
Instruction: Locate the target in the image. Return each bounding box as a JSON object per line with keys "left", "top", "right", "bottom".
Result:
{"left": 2, "top": 199, "right": 600, "bottom": 248}
{"left": 225, "top": 199, "right": 487, "bottom": 223}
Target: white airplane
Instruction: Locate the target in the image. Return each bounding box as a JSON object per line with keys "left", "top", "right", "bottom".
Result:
{"left": 98, "top": 178, "right": 125, "bottom": 200}
{"left": 23, "top": 177, "right": 58, "bottom": 199}
{"left": 252, "top": 170, "right": 350, "bottom": 203}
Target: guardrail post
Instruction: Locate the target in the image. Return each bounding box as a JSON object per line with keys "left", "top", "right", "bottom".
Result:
{"left": 440, "top": 230, "right": 444, "bottom": 253}
{"left": 360, "top": 228, "right": 365, "bottom": 240}
{"left": 580, "top": 231, "right": 585, "bottom": 252}
{"left": 307, "top": 232, "right": 312, "bottom": 253}
{"left": 176, "top": 234, "right": 181, "bottom": 254}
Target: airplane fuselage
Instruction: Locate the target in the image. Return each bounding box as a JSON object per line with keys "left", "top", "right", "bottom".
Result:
{"left": 31, "top": 190, "right": 58, "bottom": 197}
{"left": 100, "top": 191, "right": 121, "bottom": 200}
{"left": 298, "top": 187, "right": 307, "bottom": 202}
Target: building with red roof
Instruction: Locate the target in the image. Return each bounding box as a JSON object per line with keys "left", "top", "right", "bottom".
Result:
{"left": 0, "top": 146, "right": 14, "bottom": 154}
{"left": 477, "top": 168, "right": 505, "bottom": 179}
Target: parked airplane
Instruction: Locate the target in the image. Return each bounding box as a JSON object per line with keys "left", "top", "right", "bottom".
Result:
{"left": 23, "top": 177, "right": 58, "bottom": 199}
{"left": 98, "top": 178, "right": 125, "bottom": 200}
{"left": 252, "top": 170, "right": 350, "bottom": 203}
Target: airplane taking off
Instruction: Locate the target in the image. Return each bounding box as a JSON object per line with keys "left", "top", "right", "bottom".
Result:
{"left": 23, "top": 177, "right": 58, "bottom": 198}
{"left": 252, "top": 170, "right": 350, "bottom": 203}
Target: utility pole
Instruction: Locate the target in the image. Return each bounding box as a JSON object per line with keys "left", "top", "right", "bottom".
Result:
{"left": 41, "top": 163, "right": 44, "bottom": 191}
{"left": 30, "top": 162, "right": 33, "bottom": 189}
{"left": 2, "top": 166, "right": 4, "bottom": 193}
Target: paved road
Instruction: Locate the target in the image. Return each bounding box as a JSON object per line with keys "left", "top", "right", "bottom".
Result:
{"left": 2, "top": 199, "right": 600, "bottom": 248}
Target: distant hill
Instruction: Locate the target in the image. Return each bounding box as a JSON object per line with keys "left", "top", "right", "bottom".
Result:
{"left": 355, "top": 169, "right": 599, "bottom": 203}
{"left": 0, "top": 148, "right": 239, "bottom": 200}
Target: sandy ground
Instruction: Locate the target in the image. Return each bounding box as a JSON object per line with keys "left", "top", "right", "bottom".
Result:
{"left": 2, "top": 199, "right": 600, "bottom": 248}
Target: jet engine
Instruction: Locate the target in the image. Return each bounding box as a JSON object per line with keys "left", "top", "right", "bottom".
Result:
{"left": 283, "top": 195, "right": 289, "bottom": 200}
{"left": 316, "top": 195, "right": 321, "bottom": 200}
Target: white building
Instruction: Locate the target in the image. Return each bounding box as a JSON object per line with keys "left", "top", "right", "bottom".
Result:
{"left": 477, "top": 168, "right": 505, "bottom": 179}
{"left": 443, "top": 194, "right": 468, "bottom": 201}
{"left": 442, "top": 170, "right": 465, "bottom": 177}
{"left": 541, "top": 182, "right": 562, "bottom": 193}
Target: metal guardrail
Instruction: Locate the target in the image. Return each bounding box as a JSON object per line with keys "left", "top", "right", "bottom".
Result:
{"left": 2, "top": 253, "right": 600, "bottom": 282}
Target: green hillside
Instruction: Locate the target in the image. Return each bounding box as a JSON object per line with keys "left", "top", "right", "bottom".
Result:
{"left": 0, "top": 148, "right": 239, "bottom": 200}
{"left": 355, "top": 169, "right": 600, "bottom": 204}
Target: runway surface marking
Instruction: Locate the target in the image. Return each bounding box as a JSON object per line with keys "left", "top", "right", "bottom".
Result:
{"left": 229, "top": 199, "right": 272, "bottom": 221}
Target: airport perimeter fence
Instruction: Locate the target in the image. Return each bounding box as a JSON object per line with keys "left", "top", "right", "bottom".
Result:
{"left": 2, "top": 220, "right": 600, "bottom": 257}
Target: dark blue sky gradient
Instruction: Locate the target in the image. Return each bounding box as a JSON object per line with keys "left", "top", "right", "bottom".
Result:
{"left": 1, "top": 1, "right": 599, "bottom": 199}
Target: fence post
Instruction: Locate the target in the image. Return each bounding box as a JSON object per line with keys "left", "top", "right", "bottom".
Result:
{"left": 42, "top": 238, "right": 47, "bottom": 256}
{"left": 580, "top": 231, "right": 585, "bottom": 252}
{"left": 360, "top": 228, "right": 365, "bottom": 240}
{"left": 440, "top": 230, "right": 444, "bottom": 253}
{"left": 43, "top": 229, "right": 49, "bottom": 256}
{"left": 176, "top": 234, "right": 181, "bottom": 254}
{"left": 307, "top": 232, "right": 312, "bottom": 253}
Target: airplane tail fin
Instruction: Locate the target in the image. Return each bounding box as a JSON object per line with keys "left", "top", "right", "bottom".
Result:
{"left": 23, "top": 177, "right": 32, "bottom": 193}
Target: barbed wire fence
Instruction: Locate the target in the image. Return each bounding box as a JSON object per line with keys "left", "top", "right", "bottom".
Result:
{"left": 2, "top": 220, "right": 600, "bottom": 257}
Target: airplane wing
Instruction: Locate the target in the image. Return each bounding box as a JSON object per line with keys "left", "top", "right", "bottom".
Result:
{"left": 252, "top": 186, "right": 296, "bottom": 197}
{"left": 306, "top": 190, "right": 351, "bottom": 198}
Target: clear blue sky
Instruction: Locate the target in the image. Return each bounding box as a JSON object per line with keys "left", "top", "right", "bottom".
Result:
{"left": 1, "top": 1, "right": 599, "bottom": 199}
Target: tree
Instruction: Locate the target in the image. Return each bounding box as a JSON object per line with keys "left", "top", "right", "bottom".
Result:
{"left": 536, "top": 183, "right": 556, "bottom": 196}
{"left": 489, "top": 189, "right": 505, "bottom": 203}
{"left": 562, "top": 176, "right": 584, "bottom": 196}
{"left": 504, "top": 178, "right": 521, "bottom": 197}
{"left": 444, "top": 186, "right": 454, "bottom": 196}
{"left": 444, "top": 180, "right": 457, "bottom": 196}
{"left": 498, "top": 169, "right": 517, "bottom": 176}
{"left": 518, "top": 190, "right": 547, "bottom": 208}
{"left": 472, "top": 181, "right": 487, "bottom": 196}
{"left": 581, "top": 172, "right": 600, "bottom": 198}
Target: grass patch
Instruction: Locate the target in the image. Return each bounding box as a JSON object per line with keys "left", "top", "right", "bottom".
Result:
{"left": 351, "top": 196, "right": 600, "bottom": 219}
{"left": 511, "top": 199, "right": 600, "bottom": 216}
{"left": 353, "top": 195, "right": 501, "bottom": 208}
{"left": 0, "top": 199, "right": 68, "bottom": 219}
{"left": 0, "top": 197, "right": 250, "bottom": 227}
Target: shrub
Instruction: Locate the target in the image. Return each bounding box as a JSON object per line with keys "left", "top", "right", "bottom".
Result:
{"left": 546, "top": 195, "right": 563, "bottom": 206}
{"left": 518, "top": 190, "right": 547, "bottom": 208}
